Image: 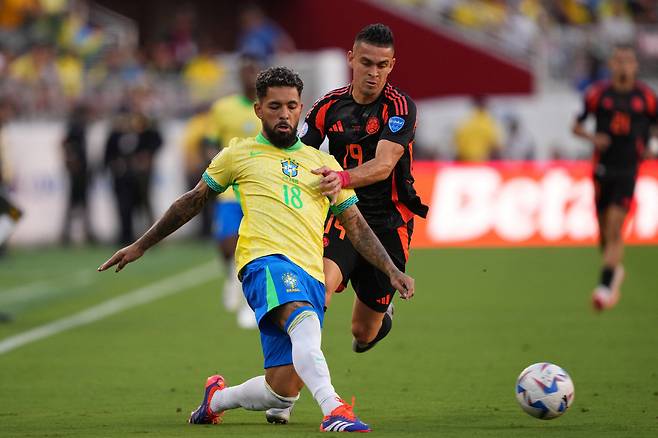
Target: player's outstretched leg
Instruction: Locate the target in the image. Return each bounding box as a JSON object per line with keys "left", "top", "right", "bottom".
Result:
{"left": 285, "top": 308, "right": 371, "bottom": 432}
{"left": 189, "top": 374, "right": 298, "bottom": 425}
{"left": 352, "top": 299, "right": 394, "bottom": 353}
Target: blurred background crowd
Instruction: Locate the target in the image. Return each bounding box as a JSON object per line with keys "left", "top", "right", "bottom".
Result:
{"left": 0, "top": 0, "right": 657, "bottom": 247}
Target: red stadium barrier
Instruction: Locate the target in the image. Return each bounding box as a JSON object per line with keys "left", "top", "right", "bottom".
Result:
{"left": 411, "top": 160, "right": 658, "bottom": 248}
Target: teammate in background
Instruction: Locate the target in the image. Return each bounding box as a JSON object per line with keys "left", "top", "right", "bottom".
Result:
{"left": 203, "top": 53, "right": 262, "bottom": 328}
{"left": 301, "top": 23, "right": 427, "bottom": 352}
{"left": 98, "top": 67, "right": 414, "bottom": 432}
{"left": 572, "top": 44, "right": 657, "bottom": 310}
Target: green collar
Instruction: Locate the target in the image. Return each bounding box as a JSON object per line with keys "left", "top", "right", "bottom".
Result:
{"left": 256, "top": 132, "right": 303, "bottom": 151}
{"left": 239, "top": 94, "right": 254, "bottom": 107}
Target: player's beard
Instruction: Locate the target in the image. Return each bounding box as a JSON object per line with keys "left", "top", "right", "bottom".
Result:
{"left": 263, "top": 121, "right": 297, "bottom": 148}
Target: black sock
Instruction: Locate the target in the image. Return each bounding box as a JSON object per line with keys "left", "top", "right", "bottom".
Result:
{"left": 600, "top": 266, "right": 614, "bottom": 288}
{"left": 367, "top": 312, "right": 393, "bottom": 346}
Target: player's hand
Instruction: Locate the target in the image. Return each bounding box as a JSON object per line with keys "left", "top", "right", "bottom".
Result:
{"left": 389, "top": 270, "right": 415, "bottom": 300}
{"left": 312, "top": 166, "right": 343, "bottom": 204}
{"left": 97, "top": 243, "right": 145, "bottom": 273}
{"left": 592, "top": 133, "right": 611, "bottom": 151}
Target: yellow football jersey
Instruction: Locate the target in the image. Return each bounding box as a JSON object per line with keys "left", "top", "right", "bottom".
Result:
{"left": 203, "top": 133, "right": 358, "bottom": 283}
{"left": 204, "top": 94, "right": 260, "bottom": 200}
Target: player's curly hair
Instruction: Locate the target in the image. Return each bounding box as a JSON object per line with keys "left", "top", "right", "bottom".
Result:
{"left": 256, "top": 66, "right": 304, "bottom": 99}
{"left": 355, "top": 23, "right": 394, "bottom": 48}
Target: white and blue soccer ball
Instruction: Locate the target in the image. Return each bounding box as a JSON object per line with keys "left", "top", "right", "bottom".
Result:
{"left": 515, "top": 362, "right": 575, "bottom": 420}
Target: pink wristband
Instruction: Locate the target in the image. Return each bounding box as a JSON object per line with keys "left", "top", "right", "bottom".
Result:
{"left": 337, "top": 170, "right": 351, "bottom": 188}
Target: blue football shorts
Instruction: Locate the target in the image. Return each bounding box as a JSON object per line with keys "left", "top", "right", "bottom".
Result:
{"left": 240, "top": 254, "right": 326, "bottom": 368}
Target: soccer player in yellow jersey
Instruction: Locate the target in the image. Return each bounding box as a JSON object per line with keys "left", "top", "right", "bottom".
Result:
{"left": 203, "top": 53, "right": 262, "bottom": 327}
{"left": 98, "top": 67, "right": 414, "bottom": 432}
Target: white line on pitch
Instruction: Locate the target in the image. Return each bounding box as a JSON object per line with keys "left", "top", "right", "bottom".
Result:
{"left": 0, "top": 262, "right": 219, "bottom": 355}
{"left": 0, "top": 271, "right": 96, "bottom": 306}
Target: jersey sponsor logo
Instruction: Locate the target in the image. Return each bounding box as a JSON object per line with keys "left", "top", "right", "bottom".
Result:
{"left": 298, "top": 122, "right": 308, "bottom": 137}
{"left": 388, "top": 116, "right": 405, "bottom": 133}
{"left": 281, "top": 159, "right": 299, "bottom": 178}
{"left": 282, "top": 272, "right": 300, "bottom": 292}
{"left": 366, "top": 116, "right": 380, "bottom": 135}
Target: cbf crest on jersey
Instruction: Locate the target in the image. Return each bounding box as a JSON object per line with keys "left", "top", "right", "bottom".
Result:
{"left": 282, "top": 272, "right": 300, "bottom": 292}
{"left": 281, "top": 159, "right": 299, "bottom": 177}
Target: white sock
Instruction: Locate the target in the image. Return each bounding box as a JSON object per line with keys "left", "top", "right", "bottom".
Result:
{"left": 209, "top": 375, "right": 297, "bottom": 412}
{"left": 0, "top": 215, "right": 15, "bottom": 245}
{"left": 222, "top": 260, "right": 242, "bottom": 312}
{"left": 287, "top": 311, "right": 343, "bottom": 416}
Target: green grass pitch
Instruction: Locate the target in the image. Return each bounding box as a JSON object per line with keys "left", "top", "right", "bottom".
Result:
{"left": 0, "top": 242, "right": 657, "bottom": 437}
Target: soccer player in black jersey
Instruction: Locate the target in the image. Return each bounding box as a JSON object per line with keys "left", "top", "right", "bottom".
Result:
{"left": 573, "top": 44, "right": 657, "bottom": 310}
{"left": 302, "top": 23, "right": 428, "bottom": 352}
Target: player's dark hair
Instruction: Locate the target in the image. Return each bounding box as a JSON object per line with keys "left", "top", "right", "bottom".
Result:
{"left": 256, "top": 66, "right": 304, "bottom": 99}
{"left": 354, "top": 23, "right": 394, "bottom": 49}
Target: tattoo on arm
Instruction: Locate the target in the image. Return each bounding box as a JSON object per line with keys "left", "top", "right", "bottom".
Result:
{"left": 136, "top": 181, "right": 213, "bottom": 251}
{"left": 337, "top": 206, "right": 397, "bottom": 276}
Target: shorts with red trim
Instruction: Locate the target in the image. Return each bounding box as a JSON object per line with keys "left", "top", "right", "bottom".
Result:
{"left": 593, "top": 171, "right": 637, "bottom": 213}
{"left": 323, "top": 215, "right": 413, "bottom": 313}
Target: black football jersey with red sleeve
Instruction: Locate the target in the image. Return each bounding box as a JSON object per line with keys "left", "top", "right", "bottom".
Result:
{"left": 301, "top": 83, "right": 428, "bottom": 232}
{"left": 577, "top": 80, "right": 658, "bottom": 175}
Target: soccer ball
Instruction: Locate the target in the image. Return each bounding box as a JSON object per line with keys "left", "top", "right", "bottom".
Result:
{"left": 515, "top": 362, "right": 575, "bottom": 420}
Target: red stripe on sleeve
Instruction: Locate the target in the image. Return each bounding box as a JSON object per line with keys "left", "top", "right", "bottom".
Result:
{"left": 316, "top": 100, "right": 336, "bottom": 138}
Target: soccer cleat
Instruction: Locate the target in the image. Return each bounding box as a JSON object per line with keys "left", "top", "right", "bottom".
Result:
{"left": 320, "top": 398, "right": 371, "bottom": 432}
{"left": 188, "top": 375, "right": 226, "bottom": 425}
{"left": 352, "top": 303, "right": 394, "bottom": 353}
{"left": 592, "top": 265, "right": 624, "bottom": 311}
{"left": 265, "top": 405, "right": 294, "bottom": 424}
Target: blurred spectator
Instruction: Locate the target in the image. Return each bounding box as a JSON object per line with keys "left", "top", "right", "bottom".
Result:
{"left": 8, "top": 43, "right": 60, "bottom": 112}
{"left": 132, "top": 111, "right": 162, "bottom": 228}
{"left": 502, "top": 114, "right": 536, "bottom": 160}
{"left": 166, "top": 5, "right": 197, "bottom": 68}
{"left": 180, "top": 104, "right": 211, "bottom": 236}
{"left": 147, "top": 40, "right": 177, "bottom": 75}
{"left": 237, "top": 4, "right": 295, "bottom": 62}
{"left": 0, "top": 98, "right": 22, "bottom": 254}
{"left": 60, "top": 102, "right": 96, "bottom": 245}
{"left": 55, "top": 49, "right": 83, "bottom": 100}
{"left": 599, "top": 0, "right": 636, "bottom": 44}
{"left": 451, "top": 0, "right": 507, "bottom": 30}
{"left": 183, "top": 39, "right": 225, "bottom": 105}
{"left": 87, "top": 47, "right": 146, "bottom": 114}
{"left": 104, "top": 103, "right": 162, "bottom": 244}
{"left": 454, "top": 96, "right": 503, "bottom": 161}
{"left": 575, "top": 41, "right": 608, "bottom": 92}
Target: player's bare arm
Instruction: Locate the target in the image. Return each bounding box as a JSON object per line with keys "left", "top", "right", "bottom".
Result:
{"left": 313, "top": 140, "right": 403, "bottom": 197}
{"left": 572, "top": 121, "right": 611, "bottom": 151}
{"left": 98, "top": 179, "right": 215, "bottom": 272}
{"left": 336, "top": 204, "right": 414, "bottom": 299}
